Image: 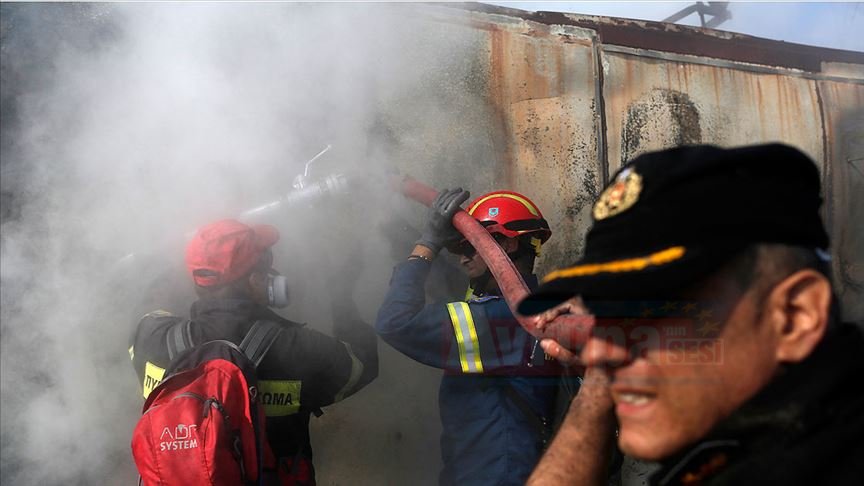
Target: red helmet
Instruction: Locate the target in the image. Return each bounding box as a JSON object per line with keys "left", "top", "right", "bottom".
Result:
{"left": 465, "top": 190, "right": 551, "bottom": 254}
{"left": 186, "top": 219, "right": 279, "bottom": 287}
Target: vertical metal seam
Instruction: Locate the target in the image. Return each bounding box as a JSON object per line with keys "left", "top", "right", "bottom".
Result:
{"left": 814, "top": 81, "right": 833, "bottom": 243}
{"left": 592, "top": 34, "right": 610, "bottom": 188}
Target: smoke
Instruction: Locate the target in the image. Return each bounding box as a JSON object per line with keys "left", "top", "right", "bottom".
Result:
{"left": 1, "top": 3, "right": 485, "bottom": 484}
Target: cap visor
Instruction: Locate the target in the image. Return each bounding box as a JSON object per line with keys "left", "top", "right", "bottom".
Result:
{"left": 518, "top": 245, "right": 744, "bottom": 315}
{"left": 252, "top": 224, "right": 280, "bottom": 249}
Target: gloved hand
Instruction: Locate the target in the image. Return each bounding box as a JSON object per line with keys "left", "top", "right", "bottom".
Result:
{"left": 416, "top": 187, "right": 470, "bottom": 254}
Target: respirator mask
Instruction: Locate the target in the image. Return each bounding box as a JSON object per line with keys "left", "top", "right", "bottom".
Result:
{"left": 266, "top": 270, "right": 291, "bottom": 308}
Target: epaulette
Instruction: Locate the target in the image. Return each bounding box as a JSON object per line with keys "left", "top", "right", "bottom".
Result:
{"left": 137, "top": 309, "right": 178, "bottom": 325}
{"left": 468, "top": 295, "right": 501, "bottom": 304}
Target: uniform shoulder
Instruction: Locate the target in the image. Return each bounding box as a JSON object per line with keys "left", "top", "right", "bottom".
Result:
{"left": 136, "top": 309, "right": 184, "bottom": 330}
{"left": 467, "top": 295, "right": 501, "bottom": 304}
{"left": 259, "top": 315, "right": 305, "bottom": 331}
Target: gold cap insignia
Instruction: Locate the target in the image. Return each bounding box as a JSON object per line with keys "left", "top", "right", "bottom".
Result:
{"left": 593, "top": 168, "right": 643, "bottom": 220}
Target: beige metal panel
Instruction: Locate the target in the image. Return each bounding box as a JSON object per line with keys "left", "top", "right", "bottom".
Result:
{"left": 379, "top": 8, "right": 603, "bottom": 274}
{"left": 484, "top": 21, "right": 603, "bottom": 274}
{"left": 601, "top": 50, "right": 825, "bottom": 175}
{"left": 818, "top": 80, "right": 864, "bottom": 322}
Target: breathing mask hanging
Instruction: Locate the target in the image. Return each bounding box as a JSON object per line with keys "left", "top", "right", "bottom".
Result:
{"left": 267, "top": 270, "right": 291, "bottom": 308}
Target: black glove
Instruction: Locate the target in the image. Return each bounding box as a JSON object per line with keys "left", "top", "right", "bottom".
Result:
{"left": 416, "top": 188, "right": 470, "bottom": 254}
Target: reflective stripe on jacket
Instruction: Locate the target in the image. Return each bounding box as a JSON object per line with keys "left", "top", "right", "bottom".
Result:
{"left": 376, "top": 259, "right": 563, "bottom": 486}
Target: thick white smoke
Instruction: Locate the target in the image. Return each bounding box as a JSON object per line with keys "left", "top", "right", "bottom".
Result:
{"left": 1, "top": 4, "right": 482, "bottom": 484}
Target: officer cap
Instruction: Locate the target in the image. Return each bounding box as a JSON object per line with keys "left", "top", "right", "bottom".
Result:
{"left": 518, "top": 143, "right": 829, "bottom": 315}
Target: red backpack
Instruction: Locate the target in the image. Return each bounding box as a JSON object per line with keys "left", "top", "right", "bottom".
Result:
{"left": 132, "top": 320, "right": 281, "bottom": 485}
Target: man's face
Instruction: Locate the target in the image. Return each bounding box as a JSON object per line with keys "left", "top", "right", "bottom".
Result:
{"left": 581, "top": 273, "right": 781, "bottom": 461}
{"left": 455, "top": 234, "right": 518, "bottom": 279}
{"left": 459, "top": 250, "right": 489, "bottom": 279}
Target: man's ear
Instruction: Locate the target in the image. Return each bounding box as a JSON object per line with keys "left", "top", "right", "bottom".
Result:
{"left": 764, "top": 269, "right": 831, "bottom": 363}
{"left": 501, "top": 236, "right": 519, "bottom": 253}
{"left": 247, "top": 271, "right": 268, "bottom": 295}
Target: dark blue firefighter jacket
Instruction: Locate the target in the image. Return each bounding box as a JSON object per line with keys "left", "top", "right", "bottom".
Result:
{"left": 376, "top": 259, "right": 564, "bottom": 486}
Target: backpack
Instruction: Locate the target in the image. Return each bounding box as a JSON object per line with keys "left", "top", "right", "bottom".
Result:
{"left": 132, "top": 320, "right": 282, "bottom": 486}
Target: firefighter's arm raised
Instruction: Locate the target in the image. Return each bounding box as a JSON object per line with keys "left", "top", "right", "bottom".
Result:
{"left": 376, "top": 255, "right": 530, "bottom": 372}
{"left": 375, "top": 257, "right": 452, "bottom": 368}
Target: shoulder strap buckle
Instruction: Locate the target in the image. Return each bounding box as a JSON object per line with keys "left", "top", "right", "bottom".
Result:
{"left": 239, "top": 320, "right": 283, "bottom": 367}
{"left": 166, "top": 319, "right": 193, "bottom": 361}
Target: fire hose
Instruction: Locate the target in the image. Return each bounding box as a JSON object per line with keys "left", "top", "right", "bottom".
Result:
{"left": 391, "top": 175, "right": 594, "bottom": 351}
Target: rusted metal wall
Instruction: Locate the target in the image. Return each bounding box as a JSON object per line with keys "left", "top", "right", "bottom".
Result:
{"left": 602, "top": 50, "right": 826, "bottom": 173}
{"left": 818, "top": 80, "right": 864, "bottom": 322}
{"left": 479, "top": 16, "right": 604, "bottom": 273}
{"left": 392, "top": 4, "right": 864, "bottom": 321}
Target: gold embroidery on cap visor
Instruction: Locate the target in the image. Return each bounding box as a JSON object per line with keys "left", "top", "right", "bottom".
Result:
{"left": 593, "top": 169, "right": 643, "bottom": 220}
{"left": 543, "top": 246, "right": 686, "bottom": 282}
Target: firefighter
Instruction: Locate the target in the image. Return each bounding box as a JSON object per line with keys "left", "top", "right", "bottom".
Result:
{"left": 129, "top": 219, "right": 378, "bottom": 485}
{"left": 521, "top": 144, "right": 864, "bottom": 485}
{"left": 376, "top": 188, "right": 567, "bottom": 486}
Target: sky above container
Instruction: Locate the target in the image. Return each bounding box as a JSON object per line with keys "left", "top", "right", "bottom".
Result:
{"left": 483, "top": 1, "right": 864, "bottom": 52}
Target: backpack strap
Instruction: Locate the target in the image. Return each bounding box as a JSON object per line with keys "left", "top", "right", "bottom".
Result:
{"left": 239, "top": 320, "right": 282, "bottom": 367}
{"left": 503, "top": 384, "right": 553, "bottom": 449}
{"left": 166, "top": 319, "right": 193, "bottom": 361}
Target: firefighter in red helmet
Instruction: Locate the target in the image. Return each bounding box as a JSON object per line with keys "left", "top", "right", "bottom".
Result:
{"left": 130, "top": 219, "right": 378, "bottom": 485}
{"left": 455, "top": 190, "right": 552, "bottom": 298}
{"left": 376, "top": 188, "right": 569, "bottom": 486}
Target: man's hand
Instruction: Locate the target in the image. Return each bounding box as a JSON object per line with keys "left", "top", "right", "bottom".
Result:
{"left": 416, "top": 188, "right": 470, "bottom": 254}
{"left": 540, "top": 338, "right": 581, "bottom": 367}
{"left": 536, "top": 297, "right": 590, "bottom": 367}
{"left": 535, "top": 297, "right": 588, "bottom": 331}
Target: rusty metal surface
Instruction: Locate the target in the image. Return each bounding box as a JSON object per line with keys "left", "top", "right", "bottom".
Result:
{"left": 410, "top": 4, "right": 863, "bottom": 323}
{"left": 482, "top": 17, "right": 604, "bottom": 273}
{"left": 380, "top": 7, "right": 605, "bottom": 275}
{"left": 818, "top": 81, "right": 864, "bottom": 322}
{"left": 601, "top": 50, "right": 826, "bottom": 173}
{"left": 459, "top": 3, "right": 864, "bottom": 72}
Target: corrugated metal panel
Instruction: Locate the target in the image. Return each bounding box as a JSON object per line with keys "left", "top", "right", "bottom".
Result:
{"left": 483, "top": 19, "right": 603, "bottom": 272}
{"left": 818, "top": 81, "right": 864, "bottom": 322}
{"left": 601, "top": 49, "right": 826, "bottom": 174}
{"left": 386, "top": 7, "right": 605, "bottom": 274}
{"left": 461, "top": 3, "right": 864, "bottom": 72}
{"left": 417, "top": 4, "right": 864, "bottom": 320}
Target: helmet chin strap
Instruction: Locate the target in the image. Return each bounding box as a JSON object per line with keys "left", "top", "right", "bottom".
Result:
{"left": 469, "top": 270, "right": 494, "bottom": 297}
{"left": 470, "top": 246, "right": 534, "bottom": 297}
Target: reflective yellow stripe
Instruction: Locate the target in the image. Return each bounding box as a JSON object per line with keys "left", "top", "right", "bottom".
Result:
{"left": 462, "top": 306, "right": 484, "bottom": 373}
{"left": 143, "top": 361, "right": 166, "bottom": 399}
{"left": 446, "top": 302, "right": 484, "bottom": 373}
{"left": 258, "top": 380, "right": 302, "bottom": 416}
{"left": 333, "top": 342, "right": 364, "bottom": 402}
{"left": 544, "top": 246, "right": 686, "bottom": 282}
{"left": 446, "top": 303, "right": 470, "bottom": 372}
{"left": 467, "top": 193, "right": 540, "bottom": 217}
